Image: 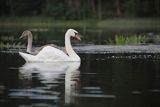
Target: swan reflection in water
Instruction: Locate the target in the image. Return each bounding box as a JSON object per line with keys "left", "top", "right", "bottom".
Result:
{"left": 18, "top": 62, "right": 80, "bottom": 105}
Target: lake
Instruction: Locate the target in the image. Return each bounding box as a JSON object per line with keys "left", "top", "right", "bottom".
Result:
{"left": 0, "top": 27, "right": 160, "bottom": 107}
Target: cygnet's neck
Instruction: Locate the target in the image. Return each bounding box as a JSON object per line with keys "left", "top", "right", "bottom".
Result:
{"left": 27, "top": 32, "right": 32, "bottom": 53}
{"left": 65, "top": 33, "right": 80, "bottom": 61}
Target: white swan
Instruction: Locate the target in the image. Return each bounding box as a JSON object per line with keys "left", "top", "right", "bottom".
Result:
{"left": 19, "top": 29, "right": 81, "bottom": 62}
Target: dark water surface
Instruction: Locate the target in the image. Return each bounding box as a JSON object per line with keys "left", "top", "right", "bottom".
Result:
{"left": 0, "top": 51, "right": 160, "bottom": 107}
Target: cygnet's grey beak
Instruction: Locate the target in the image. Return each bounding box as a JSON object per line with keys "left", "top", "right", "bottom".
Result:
{"left": 19, "top": 36, "right": 22, "bottom": 39}
{"left": 19, "top": 35, "right": 25, "bottom": 39}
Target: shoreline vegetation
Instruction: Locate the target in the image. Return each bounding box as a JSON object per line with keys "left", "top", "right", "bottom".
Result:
{"left": 0, "top": 17, "right": 160, "bottom": 48}
{"left": 105, "top": 35, "right": 160, "bottom": 45}
{"left": 0, "top": 17, "right": 160, "bottom": 29}
{"left": 1, "top": 34, "right": 160, "bottom": 49}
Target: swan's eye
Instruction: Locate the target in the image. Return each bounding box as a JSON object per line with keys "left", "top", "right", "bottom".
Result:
{"left": 74, "top": 32, "right": 78, "bottom": 35}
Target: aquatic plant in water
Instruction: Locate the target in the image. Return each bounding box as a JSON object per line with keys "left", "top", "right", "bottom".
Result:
{"left": 0, "top": 41, "right": 25, "bottom": 49}
{"left": 104, "top": 38, "right": 114, "bottom": 45}
{"left": 155, "top": 35, "right": 160, "bottom": 44}
{"left": 125, "top": 35, "right": 148, "bottom": 45}
{"left": 105, "top": 35, "right": 148, "bottom": 45}
{"left": 115, "top": 35, "right": 127, "bottom": 45}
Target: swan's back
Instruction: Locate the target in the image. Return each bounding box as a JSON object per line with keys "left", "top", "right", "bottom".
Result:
{"left": 37, "top": 46, "right": 69, "bottom": 62}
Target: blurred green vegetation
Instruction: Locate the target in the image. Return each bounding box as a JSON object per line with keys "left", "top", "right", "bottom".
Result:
{"left": 0, "top": 0, "right": 159, "bottom": 30}
{"left": 155, "top": 35, "right": 160, "bottom": 44}
{"left": 0, "top": 41, "right": 25, "bottom": 49}
{"left": 0, "top": 0, "right": 160, "bottom": 19}
{"left": 0, "top": 17, "right": 159, "bottom": 30}
{"left": 115, "top": 35, "right": 148, "bottom": 45}
{"left": 0, "top": 0, "right": 160, "bottom": 47}
{"left": 105, "top": 35, "right": 149, "bottom": 45}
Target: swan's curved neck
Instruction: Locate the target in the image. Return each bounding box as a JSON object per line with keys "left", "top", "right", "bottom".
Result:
{"left": 27, "top": 32, "right": 32, "bottom": 53}
{"left": 65, "top": 33, "right": 80, "bottom": 61}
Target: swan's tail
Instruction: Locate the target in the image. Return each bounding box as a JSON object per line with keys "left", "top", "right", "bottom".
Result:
{"left": 19, "top": 52, "right": 35, "bottom": 62}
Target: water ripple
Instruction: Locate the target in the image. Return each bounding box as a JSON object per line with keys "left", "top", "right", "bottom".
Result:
{"left": 9, "top": 88, "right": 60, "bottom": 100}
{"left": 76, "top": 94, "right": 116, "bottom": 98}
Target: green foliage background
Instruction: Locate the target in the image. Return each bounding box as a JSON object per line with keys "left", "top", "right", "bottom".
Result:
{"left": 0, "top": 0, "right": 159, "bottom": 19}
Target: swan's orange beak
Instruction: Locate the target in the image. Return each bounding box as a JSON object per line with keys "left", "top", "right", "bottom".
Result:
{"left": 75, "top": 35, "right": 81, "bottom": 41}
